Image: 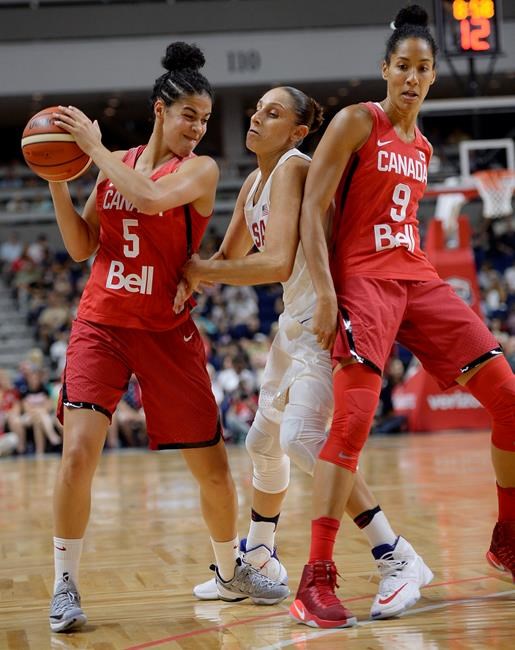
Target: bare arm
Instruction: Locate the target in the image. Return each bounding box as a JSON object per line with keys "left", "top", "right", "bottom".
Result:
{"left": 53, "top": 106, "right": 219, "bottom": 216}
{"left": 48, "top": 165, "right": 113, "bottom": 262}
{"left": 300, "top": 105, "right": 372, "bottom": 348}
{"left": 184, "top": 158, "right": 307, "bottom": 286}
{"left": 215, "top": 172, "right": 258, "bottom": 261}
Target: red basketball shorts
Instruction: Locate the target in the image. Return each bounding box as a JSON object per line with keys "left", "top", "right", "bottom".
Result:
{"left": 332, "top": 276, "right": 501, "bottom": 389}
{"left": 57, "top": 317, "right": 221, "bottom": 449}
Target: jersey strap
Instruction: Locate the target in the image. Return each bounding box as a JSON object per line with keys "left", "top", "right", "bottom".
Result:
{"left": 184, "top": 204, "right": 193, "bottom": 257}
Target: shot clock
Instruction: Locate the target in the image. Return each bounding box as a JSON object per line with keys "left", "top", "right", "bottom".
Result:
{"left": 434, "top": 0, "right": 502, "bottom": 56}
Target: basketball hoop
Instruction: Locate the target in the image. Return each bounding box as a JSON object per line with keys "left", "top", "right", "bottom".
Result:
{"left": 472, "top": 169, "right": 515, "bottom": 219}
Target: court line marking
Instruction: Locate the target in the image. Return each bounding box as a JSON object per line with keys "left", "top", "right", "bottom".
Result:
{"left": 124, "top": 575, "right": 512, "bottom": 649}
{"left": 259, "top": 588, "right": 515, "bottom": 649}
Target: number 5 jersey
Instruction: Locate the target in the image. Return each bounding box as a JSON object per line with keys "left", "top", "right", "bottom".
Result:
{"left": 78, "top": 146, "right": 211, "bottom": 330}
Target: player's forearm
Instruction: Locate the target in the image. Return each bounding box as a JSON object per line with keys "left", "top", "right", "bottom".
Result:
{"left": 300, "top": 204, "right": 336, "bottom": 301}
{"left": 88, "top": 145, "right": 158, "bottom": 214}
{"left": 194, "top": 251, "right": 291, "bottom": 286}
{"left": 49, "top": 183, "right": 98, "bottom": 262}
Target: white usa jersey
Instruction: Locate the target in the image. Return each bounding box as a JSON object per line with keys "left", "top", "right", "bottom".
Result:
{"left": 244, "top": 148, "right": 316, "bottom": 321}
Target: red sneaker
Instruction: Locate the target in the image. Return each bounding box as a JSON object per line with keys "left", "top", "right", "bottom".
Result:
{"left": 289, "top": 561, "right": 357, "bottom": 628}
{"left": 486, "top": 521, "right": 515, "bottom": 582}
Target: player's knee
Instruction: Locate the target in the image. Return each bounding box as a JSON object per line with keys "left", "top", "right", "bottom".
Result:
{"left": 319, "top": 369, "right": 381, "bottom": 472}
{"left": 245, "top": 409, "right": 279, "bottom": 460}
{"left": 60, "top": 443, "right": 98, "bottom": 485}
{"left": 279, "top": 406, "right": 327, "bottom": 476}
{"left": 246, "top": 410, "right": 290, "bottom": 494}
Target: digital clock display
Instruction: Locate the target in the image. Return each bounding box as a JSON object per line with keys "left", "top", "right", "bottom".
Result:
{"left": 434, "top": 0, "right": 502, "bottom": 56}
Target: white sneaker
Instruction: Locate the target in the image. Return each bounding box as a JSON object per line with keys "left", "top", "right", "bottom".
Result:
{"left": 49, "top": 573, "right": 87, "bottom": 633}
{"left": 215, "top": 557, "right": 289, "bottom": 605}
{"left": 193, "top": 538, "right": 288, "bottom": 601}
{"left": 370, "top": 536, "right": 433, "bottom": 619}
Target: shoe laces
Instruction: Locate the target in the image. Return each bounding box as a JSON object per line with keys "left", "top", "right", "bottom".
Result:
{"left": 237, "top": 558, "right": 280, "bottom": 591}
{"left": 376, "top": 553, "right": 408, "bottom": 577}
{"left": 52, "top": 583, "right": 80, "bottom": 613}
{"left": 375, "top": 554, "right": 409, "bottom": 593}
{"left": 311, "top": 561, "right": 342, "bottom": 607}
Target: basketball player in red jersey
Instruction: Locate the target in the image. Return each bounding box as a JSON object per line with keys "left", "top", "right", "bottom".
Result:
{"left": 44, "top": 42, "right": 288, "bottom": 634}
{"left": 175, "top": 86, "right": 432, "bottom": 617}
{"left": 290, "top": 4, "right": 515, "bottom": 629}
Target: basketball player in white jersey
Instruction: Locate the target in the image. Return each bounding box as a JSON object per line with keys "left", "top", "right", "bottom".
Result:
{"left": 175, "top": 86, "right": 431, "bottom": 617}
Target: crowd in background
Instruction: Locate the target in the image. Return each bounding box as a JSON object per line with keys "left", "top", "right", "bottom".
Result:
{"left": 1, "top": 158, "right": 515, "bottom": 456}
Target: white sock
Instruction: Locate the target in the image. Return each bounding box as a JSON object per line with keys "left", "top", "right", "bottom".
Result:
{"left": 53, "top": 537, "right": 83, "bottom": 591}
{"left": 246, "top": 520, "right": 276, "bottom": 551}
{"left": 361, "top": 511, "right": 397, "bottom": 549}
{"left": 211, "top": 536, "right": 239, "bottom": 581}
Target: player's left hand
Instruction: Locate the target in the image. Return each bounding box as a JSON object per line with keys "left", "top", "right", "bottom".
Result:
{"left": 173, "top": 279, "right": 193, "bottom": 313}
{"left": 53, "top": 106, "right": 102, "bottom": 156}
{"left": 173, "top": 254, "right": 206, "bottom": 313}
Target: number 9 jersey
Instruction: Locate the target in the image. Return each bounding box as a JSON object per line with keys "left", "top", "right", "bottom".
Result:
{"left": 78, "top": 146, "right": 211, "bottom": 331}
{"left": 329, "top": 101, "right": 438, "bottom": 293}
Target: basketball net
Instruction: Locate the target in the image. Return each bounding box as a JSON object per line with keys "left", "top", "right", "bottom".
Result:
{"left": 472, "top": 169, "right": 515, "bottom": 219}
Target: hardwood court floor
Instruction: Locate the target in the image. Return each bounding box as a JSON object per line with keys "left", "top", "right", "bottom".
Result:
{"left": 0, "top": 431, "right": 514, "bottom": 649}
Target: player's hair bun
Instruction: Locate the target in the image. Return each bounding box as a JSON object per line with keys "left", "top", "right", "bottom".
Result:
{"left": 162, "top": 42, "right": 206, "bottom": 73}
{"left": 310, "top": 99, "right": 324, "bottom": 133}
{"left": 394, "top": 4, "right": 429, "bottom": 29}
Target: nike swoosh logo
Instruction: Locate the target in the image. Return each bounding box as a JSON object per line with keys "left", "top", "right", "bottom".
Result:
{"left": 55, "top": 546, "right": 67, "bottom": 551}
{"left": 183, "top": 333, "right": 194, "bottom": 342}
{"left": 291, "top": 600, "right": 306, "bottom": 620}
{"left": 63, "top": 401, "right": 84, "bottom": 409}
{"left": 377, "top": 139, "right": 393, "bottom": 146}
{"left": 378, "top": 582, "right": 408, "bottom": 605}
{"left": 338, "top": 451, "right": 353, "bottom": 460}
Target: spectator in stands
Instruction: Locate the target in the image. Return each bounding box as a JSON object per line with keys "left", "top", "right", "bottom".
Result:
{"left": 27, "top": 233, "right": 51, "bottom": 266}
{"left": 373, "top": 357, "right": 408, "bottom": 435}
{"left": 36, "top": 291, "right": 71, "bottom": 353}
{"left": 18, "top": 365, "right": 61, "bottom": 455}
{"left": 11, "top": 249, "right": 42, "bottom": 309}
{"left": 223, "top": 285, "right": 259, "bottom": 327}
{"left": 0, "top": 231, "right": 23, "bottom": 272}
{"left": 107, "top": 375, "right": 147, "bottom": 449}
{"left": 504, "top": 337, "right": 515, "bottom": 372}
{"left": 0, "top": 369, "right": 23, "bottom": 455}
{"left": 5, "top": 192, "right": 30, "bottom": 214}
{"left": 225, "top": 385, "right": 259, "bottom": 444}
{"left": 49, "top": 330, "right": 69, "bottom": 377}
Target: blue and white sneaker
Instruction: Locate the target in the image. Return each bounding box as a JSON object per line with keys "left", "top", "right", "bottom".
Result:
{"left": 49, "top": 572, "right": 87, "bottom": 633}
{"left": 370, "top": 536, "right": 433, "bottom": 619}
{"left": 215, "top": 556, "right": 289, "bottom": 605}
{"left": 193, "top": 538, "right": 288, "bottom": 600}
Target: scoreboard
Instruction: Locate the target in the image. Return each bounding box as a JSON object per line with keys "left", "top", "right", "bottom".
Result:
{"left": 434, "top": 0, "right": 502, "bottom": 56}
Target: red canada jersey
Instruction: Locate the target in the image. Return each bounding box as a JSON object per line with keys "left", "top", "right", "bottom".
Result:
{"left": 78, "top": 146, "right": 211, "bottom": 330}
{"left": 330, "top": 102, "right": 438, "bottom": 291}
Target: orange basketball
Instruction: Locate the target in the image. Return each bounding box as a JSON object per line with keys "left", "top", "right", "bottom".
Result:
{"left": 21, "top": 106, "right": 93, "bottom": 182}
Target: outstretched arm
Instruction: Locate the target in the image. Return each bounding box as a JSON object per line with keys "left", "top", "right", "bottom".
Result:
{"left": 174, "top": 159, "right": 307, "bottom": 312}
{"left": 300, "top": 105, "right": 372, "bottom": 349}
{"left": 185, "top": 158, "right": 306, "bottom": 284}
